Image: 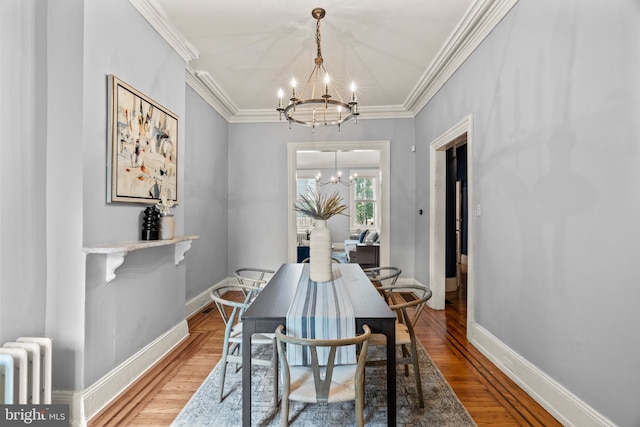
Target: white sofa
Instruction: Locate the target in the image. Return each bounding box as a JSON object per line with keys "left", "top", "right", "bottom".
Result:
{"left": 344, "top": 230, "right": 379, "bottom": 263}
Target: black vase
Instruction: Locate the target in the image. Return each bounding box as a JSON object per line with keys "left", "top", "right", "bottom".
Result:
{"left": 141, "top": 206, "right": 160, "bottom": 240}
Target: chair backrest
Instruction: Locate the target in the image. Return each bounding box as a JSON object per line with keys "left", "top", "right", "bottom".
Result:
{"left": 234, "top": 267, "right": 275, "bottom": 288}
{"left": 376, "top": 283, "right": 432, "bottom": 332}
{"left": 275, "top": 324, "right": 371, "bottom": 403}
{"left": 209, "top": 282, "right": 262, "bottom": 328}
{"left": 362, "top": 266, "right": 401, "bottom": 289}
{"left": 300, "top": 257, "right": 342, "bottom": 264}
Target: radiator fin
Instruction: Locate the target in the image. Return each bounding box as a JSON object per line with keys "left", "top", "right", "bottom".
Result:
{"left": 0, "top": 337, "right": 52, "bottom": 404}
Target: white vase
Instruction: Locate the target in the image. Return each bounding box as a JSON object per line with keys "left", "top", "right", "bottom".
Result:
{"left": 159, "top": 215, "right": 175, "bottom": 240}
{"left": 309, "top": 219, "right": 332, "bottom": 282}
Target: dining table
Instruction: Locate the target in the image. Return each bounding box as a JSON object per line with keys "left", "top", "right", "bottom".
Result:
{"left": 241, "top": 262, "right": 397, "bottom": 426}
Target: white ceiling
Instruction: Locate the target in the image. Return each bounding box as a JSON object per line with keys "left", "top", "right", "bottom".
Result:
{"left": 131, "top": 0, "right": 516, "bottom": 122}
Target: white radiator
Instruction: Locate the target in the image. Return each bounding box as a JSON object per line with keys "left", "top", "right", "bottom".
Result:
{"left": 0, "top": 337, "right": 52, "bottom": 404}
{"left": 0, "top": 353, "right": 15, "bottom": 403}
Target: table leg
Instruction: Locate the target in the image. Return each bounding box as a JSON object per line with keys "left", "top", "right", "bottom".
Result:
{"left": 384, "top": 319, "right": 396, "bottom": 427}
{"left": 242, "top": 320, "right": 255, "bottom": 427}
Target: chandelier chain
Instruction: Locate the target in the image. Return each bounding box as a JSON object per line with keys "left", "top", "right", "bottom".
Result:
{"left": 316, "top": 18, "right": 323, "bottom": 64}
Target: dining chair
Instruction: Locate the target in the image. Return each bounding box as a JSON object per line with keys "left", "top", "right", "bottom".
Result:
{"left": 300, "top": 257, "right": 342, "bottom": 263}
{"left": 234, "top": 267, "right": 275, "bottom": 288}
{"left": 275, "top": 324, "right": 372, "bottom": 427}
{"left": 362, "top": 266, "right": 402, "bottom": 297}
{"left": 209, "top": 282, "right": 278, "bottom": 403}
{"left": 365, "top": 283, "right": 432, "bottom": 407}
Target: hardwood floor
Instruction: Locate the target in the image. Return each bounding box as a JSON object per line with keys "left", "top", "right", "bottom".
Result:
{"left": 89, "top": 284, "right": 561, "bottom": 426}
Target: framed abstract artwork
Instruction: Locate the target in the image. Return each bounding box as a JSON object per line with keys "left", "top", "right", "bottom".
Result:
{"left": 107, "top": 75, "right": 179, "bottom": 204}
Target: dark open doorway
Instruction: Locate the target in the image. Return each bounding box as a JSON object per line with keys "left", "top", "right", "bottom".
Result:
{"left": 445, "top": 143, "right": 468, "bottom": 311}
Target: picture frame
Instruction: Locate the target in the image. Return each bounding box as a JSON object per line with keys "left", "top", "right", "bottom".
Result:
{"left": 107, "top": 75, "right": 179, "bottom": 204}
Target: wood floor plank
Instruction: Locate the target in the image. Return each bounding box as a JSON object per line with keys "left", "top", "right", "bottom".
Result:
{"left": 89, "top": 282, "right": 561, "bottom": 426}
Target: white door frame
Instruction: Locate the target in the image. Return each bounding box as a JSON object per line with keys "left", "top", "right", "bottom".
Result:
{"left": 429, "top": 115, "right": 475, "bottom": 329}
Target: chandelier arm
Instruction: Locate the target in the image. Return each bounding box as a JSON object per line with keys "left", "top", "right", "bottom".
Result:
{"left": 298, "top": 64, "right": 319, "bottom": 105}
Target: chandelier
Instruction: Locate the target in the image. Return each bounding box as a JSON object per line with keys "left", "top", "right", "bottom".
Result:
{"left": 316, "top": 151, "right": 357, "bottom": 186}
{"left": 277, "top": 8, "right": 359, "bottom": 131}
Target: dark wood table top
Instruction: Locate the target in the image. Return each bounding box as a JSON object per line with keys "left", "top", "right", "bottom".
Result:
{"left": 242, "top": 263, "right": 396, "bottom": 323}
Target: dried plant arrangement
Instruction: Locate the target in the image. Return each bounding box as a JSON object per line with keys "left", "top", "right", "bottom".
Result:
{"left": 293, "top": 188, "right": 348, "bottom": 220}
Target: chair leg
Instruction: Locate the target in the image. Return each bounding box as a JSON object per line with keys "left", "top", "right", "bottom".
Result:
{"left": 272, "top": 338, "right": 279, "bottom": 405}
{"left": 217, "top": 354, "right": 228, "bottom": 403}
{"left": 218, "top": 331, "right": 232, "bottom": 402}
{"left": 356, "top": 389, "right": 365, "bottom": 427}
{"left": 280, "top": 397, "right": 289, "bottom": 427}
{"left": 410, "top": 339, "right": 424, "bottom": 408}
{"left": 401, "top": 344, "right": 410, "bottom": 376}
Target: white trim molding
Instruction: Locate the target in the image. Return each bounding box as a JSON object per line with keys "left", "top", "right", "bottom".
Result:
{"left": 429, "top": 114, "right": 474, "bottom": 314}
{"left": 128, "top": 0, "right": 199, "bottom": 62}
{"left": 186, "top": 68, "right": 237, "bottom": 122}
{"left": 184, "top": 277, "right": 236, "bottom": 319}
{"left": 60, "top": 320, "right": 189, "bottom": 427}
{"left": 469, "top": 323, "right": 616, "bottom": 427}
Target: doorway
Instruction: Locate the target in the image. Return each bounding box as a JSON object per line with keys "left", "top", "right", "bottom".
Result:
{"left": 287, "top": 141, "right": 391, "bottom": 267}
{"left": 429, "top": 115, "right": 474, "bottom": 333}
{"left": 445, "top": 144, "right": 468, "bottom": 293}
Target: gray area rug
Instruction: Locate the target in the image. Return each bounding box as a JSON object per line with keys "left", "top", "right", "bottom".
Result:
{"left": 172, "top": 341, "right": 476, "bottom": 426}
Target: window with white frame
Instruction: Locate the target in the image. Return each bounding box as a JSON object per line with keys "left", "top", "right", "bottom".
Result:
{"left": 350, "top": 170, "right": 379, "bottom": 231}
{"left": 296, "top": 171, "right": 319, "bottom": 230}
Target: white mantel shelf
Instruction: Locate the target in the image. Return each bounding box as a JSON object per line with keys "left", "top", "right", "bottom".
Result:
{"left": 83, "top": 235, "right": 200, "bottom": 283}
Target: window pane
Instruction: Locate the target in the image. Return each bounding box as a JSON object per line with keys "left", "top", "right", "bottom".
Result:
{"left": 296, "top": 178, "right": 317, "bottom": 228}
{"left": 297, "top": 178, "right": 316, "bottom": 196}
{"left": 355, "top": 201, "right": 375, "bottom": 226}
{"left": 355, "top": 177, "right": 374, "bottom": 200}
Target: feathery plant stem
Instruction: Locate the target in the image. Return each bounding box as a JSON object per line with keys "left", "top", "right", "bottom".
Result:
{"left": 294, "top": 188, "right": 347, "bottom": 220}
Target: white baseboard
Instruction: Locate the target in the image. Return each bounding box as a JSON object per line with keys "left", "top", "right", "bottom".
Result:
{"left": 468, "top": 323, "right": 615, "bottom": 427}
{"left": 185, "top": 277, "right": 234, "bottom": 318}
{"left": 58, "top": 320, "right": 189, "bottom": 427}
{"left": 445, "top": 277, "right": 458, "bottom": 292}
{"left": 397, "top": 277, "right": 418, "bottom": 287}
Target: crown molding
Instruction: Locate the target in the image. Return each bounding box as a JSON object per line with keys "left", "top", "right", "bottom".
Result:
{"left": 185, "top": 68, "right": 237, "bottom": 121}
{"left": 227, "top": 104, "right": 415, "bottom": 124}
{"left": 132, "top": 0, "right": 519, "bottom": 123}
{"left": 404, "top": 0, "right": 519, "bottom": 115}
{"left": 128, "top": 0, "right": 199, "bottom": 62}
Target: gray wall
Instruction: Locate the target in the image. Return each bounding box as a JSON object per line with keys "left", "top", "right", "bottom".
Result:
{"left": 414, "top": 0, "right": 640, "bottom": 425}
{"left": 0, "top": 0, "right": 48, "bottom": 343}
{"left": 228, "top": 119, "right": 416, "bottom": 276}
{"left": 184, "top": 85, "right": 229, "bottom": 302}
{"left": 80, "top": 0, "right": 188, "bottom": 388}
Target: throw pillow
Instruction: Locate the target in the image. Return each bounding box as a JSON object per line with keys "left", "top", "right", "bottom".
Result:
{"left": 365, "top": 231, "right": 378, "bottom": 243}
{"left": 358, "top": 230, "right": 369, "bottom": 243}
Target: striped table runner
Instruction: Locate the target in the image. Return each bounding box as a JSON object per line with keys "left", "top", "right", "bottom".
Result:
{"left": 286, "top": 264, "right": 356, "bottom": 366}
